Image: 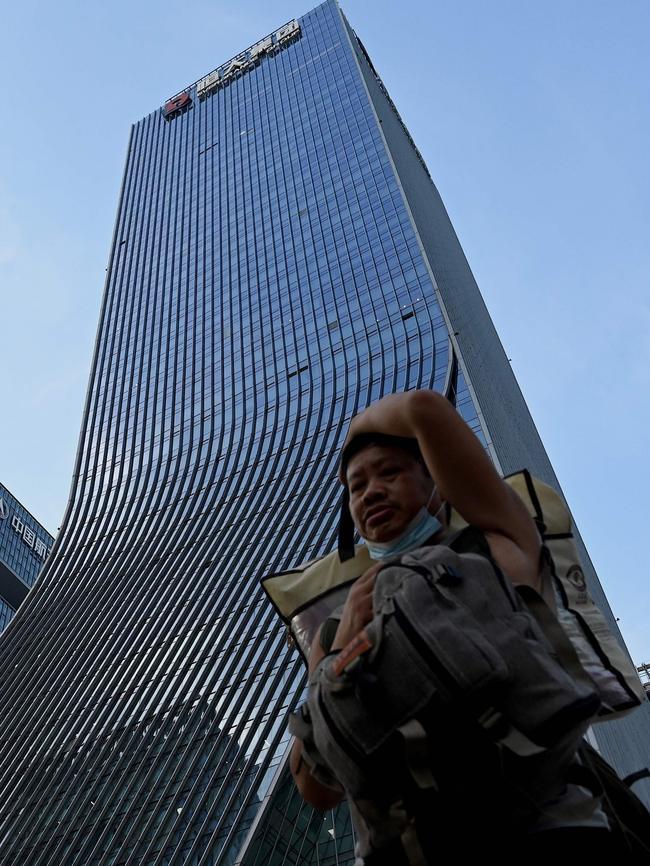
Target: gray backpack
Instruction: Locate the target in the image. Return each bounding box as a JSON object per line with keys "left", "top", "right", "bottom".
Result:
{"left": 290, "top": 535, "right": 601, "bottom": 862}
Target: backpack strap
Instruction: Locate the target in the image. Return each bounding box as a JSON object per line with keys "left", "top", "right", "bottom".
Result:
{"left": 397, "top": 719, "right": 438, "bottom": 790}
{"left": 338, "top": 486, "right": 356, "bottom": 562}
{"left": 319, "top": 607, "right": 344, "bottom": 654}
{"left": 444, "top": 524, "right": 492, "bottom": 557}
{"left": 477, "top": 707, "right": 546, "bottom": 757}
{"left": 623, "top": 768, "right": 650, "bottom": 788}
{"left": 516, "top": 577, "right": 595, "bottom": 692}
{"left": 578, "top": 741, "right": 650, "bottom": 855}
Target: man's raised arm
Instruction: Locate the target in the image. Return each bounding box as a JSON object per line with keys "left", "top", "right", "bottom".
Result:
{"left": 341, "top": 390, "right": 541, "bottom": 586}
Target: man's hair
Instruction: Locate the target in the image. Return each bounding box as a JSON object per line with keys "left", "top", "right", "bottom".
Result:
{"left": 340, "top": 433, "right": 428, "bottom": 483}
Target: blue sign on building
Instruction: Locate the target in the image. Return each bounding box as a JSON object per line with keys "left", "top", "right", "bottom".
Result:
{"left": 0, "top": 482, "right": 54, "bottom": 631}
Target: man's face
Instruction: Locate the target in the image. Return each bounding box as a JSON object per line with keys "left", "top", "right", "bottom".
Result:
{"left": 346, "top": 444, "right": 434, "bottom": 543}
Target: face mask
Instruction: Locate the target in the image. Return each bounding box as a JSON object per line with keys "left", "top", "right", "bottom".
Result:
{"left": 362, "top": 486, "right": 445, "bottom": 561}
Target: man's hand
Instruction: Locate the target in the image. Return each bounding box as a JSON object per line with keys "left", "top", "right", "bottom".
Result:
{"left": 290, "top": 565, "right": 382, "bottom": 810}
{"left": 330, "top": 563, "right": 382, "bottom": 652}
{"left": 340, "top": 394, "right": 416, "bottom": 477}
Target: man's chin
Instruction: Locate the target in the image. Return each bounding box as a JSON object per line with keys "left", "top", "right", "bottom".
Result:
{"left": 366, "top": 520, "right": 404, "bottom": 544}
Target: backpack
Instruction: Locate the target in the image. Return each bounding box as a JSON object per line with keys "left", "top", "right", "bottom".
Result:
{"left": 261, "top": 469, "right": 650, "bottom": 858}
{"left": 288, "top": 534, "right": 601, "bottom": 862}
{"left": 262, "top": 470, "right": 645, "bottom": 717}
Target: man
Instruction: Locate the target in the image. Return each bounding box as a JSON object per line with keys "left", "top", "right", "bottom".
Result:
{"left": 290, "top": 389, "right": 614, "bottom": 857}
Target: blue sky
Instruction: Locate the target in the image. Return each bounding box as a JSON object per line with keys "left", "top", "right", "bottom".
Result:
{"left": 1, "top": 1, "right": 648, "bottom": 662}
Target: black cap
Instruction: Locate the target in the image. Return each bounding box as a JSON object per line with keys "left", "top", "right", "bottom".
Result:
{"left": 339, "top": 433, "right": 423, "bottom": 480}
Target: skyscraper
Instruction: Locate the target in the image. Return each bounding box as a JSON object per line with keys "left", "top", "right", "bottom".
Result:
{"left": 0, "top": 2, "right": 647, "bottom": 864}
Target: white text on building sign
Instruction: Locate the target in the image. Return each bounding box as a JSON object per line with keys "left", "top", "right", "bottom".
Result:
{"left": 196, "top": 19, "right": 300, "bottom": 99}
{"left": 8, "top": 513, "right": 51, "bottom": 561}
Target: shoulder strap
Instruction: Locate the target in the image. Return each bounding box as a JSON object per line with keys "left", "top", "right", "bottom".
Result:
{"left": 447, "top": 519, "right": 596, "bottom": 693}
{"left": 579, "top": 741, "right": 650, "bottom": 855}
{"left": 319, "top": 609, "right": 343, "bottom": 654}
{"left": 516, "top": 581, "right": 594, "bottom": 691}
{"left": 444, "top": 525, "right": 492, "bottom": 558}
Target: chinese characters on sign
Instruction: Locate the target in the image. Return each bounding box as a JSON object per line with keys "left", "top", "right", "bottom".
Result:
{"left": 195, "top": 19, "right": 300, "bottom": 100}
{"left": 4, "top": 511, "right": 51, "bottom": 561}
{"left": 163, "top": 19, "right": 301, "bottom": 117}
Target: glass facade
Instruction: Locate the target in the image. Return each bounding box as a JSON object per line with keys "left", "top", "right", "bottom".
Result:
{"left": 0, "top": 599, "right": 15, "bottom": 634}
{"left": 0, "top": 1, "right": 648, "bottom": 864}
{"left": 0, "top": 481, "right": 53, "bottom": 633}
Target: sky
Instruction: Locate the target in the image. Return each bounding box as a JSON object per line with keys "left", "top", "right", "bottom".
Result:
{"left": 1, "top": 1, "right": 648, "bottom": 662}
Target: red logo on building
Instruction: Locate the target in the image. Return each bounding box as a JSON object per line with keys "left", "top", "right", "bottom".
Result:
{"left": 162, "top": 91, "right": 192, "bottom": 119}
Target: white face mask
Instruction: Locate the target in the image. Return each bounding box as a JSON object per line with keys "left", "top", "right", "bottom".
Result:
{"left": 361, "top": 486, "right": 445, "bottom": 561}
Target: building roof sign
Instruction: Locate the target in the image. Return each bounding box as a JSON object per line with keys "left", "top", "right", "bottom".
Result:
{"left": 162, "top": 19, "right": 301, "bottom": 115}
{"left": 195, "top": 19, "right": 300, "bottom": 100}
{"left": 162, "top": 91, "right": 192, "bottom": 119}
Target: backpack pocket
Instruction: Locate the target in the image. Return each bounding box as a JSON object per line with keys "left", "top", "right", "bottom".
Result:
{"left": 315, "top": 612, "right": 437, "bottom": 758}
{"left": 392, "top": 572, "right": 510, "bottom": 699}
